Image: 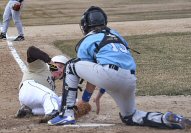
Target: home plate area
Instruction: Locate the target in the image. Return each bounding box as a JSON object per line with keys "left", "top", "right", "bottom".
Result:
{"left": 63, "top": 123, "right": 115, "bottom": 127}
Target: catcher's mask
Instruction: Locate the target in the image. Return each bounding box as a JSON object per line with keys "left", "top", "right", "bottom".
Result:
{"left": 80, "top": 6, "right": 107, "bottom": 35}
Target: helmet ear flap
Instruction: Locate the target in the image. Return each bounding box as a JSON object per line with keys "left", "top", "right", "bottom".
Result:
{"left": 80, "top": 13, "right": 88, "bottom": 34}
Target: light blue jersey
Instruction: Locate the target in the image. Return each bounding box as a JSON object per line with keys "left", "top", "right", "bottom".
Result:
{"left": 77, "top": 28, "right": 136, "bottom": 70}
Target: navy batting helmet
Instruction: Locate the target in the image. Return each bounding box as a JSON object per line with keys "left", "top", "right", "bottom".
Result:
{"left": 80, "top": 6, "right": 107, "bottom": 34}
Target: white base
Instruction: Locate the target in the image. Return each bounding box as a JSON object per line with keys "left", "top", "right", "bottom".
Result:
{"left": 63, "top": 123, "right": 115, "bottom": 127}
{"left": 7, "top": 36, "right": 17, "bottom": 41}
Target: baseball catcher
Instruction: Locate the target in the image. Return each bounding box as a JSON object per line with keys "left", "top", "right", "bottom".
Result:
{"left": 48, "top": 6, "right": 191, "bottom": 129}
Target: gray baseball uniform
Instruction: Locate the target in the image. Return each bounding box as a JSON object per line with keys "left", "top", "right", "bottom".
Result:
{"left": 2, "top": 0, "right": 24, "bottom": 36}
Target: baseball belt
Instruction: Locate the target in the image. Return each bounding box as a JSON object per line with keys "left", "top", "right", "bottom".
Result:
{"left": 108, "top": 64, "right": 135, "bottom": 75}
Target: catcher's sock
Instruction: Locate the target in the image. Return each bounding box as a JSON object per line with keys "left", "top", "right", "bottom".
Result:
{"left": 64, "top": 109, "right": 75, "bottom": 117}
{"left": 0, "top": 32, "right": 6, "bottom": 40}
{"left": 14, "top": 35, "right": 25, "bottom": 41}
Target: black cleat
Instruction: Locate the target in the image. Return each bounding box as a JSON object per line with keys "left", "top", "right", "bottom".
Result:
{"left": 39, "top": 110, "right": 59, "bottom": 123}
{"left": 15, "top": 105, "right": 33, "bottom": 118}
{"left": 14, "top": 35, "right": 25, "bottom": 41}
{"left": 0, "top": 32, "right": 6, "bottom": 40}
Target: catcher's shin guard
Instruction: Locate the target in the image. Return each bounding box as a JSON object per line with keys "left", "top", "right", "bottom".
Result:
{"left": 119, "top": 110, "right": 185, "bottom": 129}
{"left": 48, "top": 59, "right": 80, "bottom": 125}
{"left": 61, "top": 59, "right": 80, "bottom": 114}
{"left": 142, "top": 112, "right": 170, "bottom": 128}
{"left": 61, "top": 86, "right": 78, "bottom": 111}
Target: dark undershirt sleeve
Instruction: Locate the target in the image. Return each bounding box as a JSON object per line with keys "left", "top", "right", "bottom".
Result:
{"left": 27, "top": 46, "right": 51, "bottom": 63}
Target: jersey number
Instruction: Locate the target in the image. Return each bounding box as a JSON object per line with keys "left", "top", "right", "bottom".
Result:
{"left": 110, "top": 43, "right": 128, "bottom": 53}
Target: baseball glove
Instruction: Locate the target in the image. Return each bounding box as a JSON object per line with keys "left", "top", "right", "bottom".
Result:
{"left": 12, "top": 3, "right": 21, "bottom": 11}
{"left": 74, "top": 101, "right": 91, "bottom": 119}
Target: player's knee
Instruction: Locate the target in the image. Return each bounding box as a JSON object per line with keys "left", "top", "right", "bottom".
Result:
{"left": 65, "top": 58, "right": 80, "bottom": 77}
{"left": 13, "top": 20, "right": 18, "bottom": 25}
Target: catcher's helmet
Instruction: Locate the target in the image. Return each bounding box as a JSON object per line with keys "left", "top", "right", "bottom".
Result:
{"left": 51, "top": 55, "right": 69, "bottom": 64}
{"left": 80, "top": 6, "right": 107, "bottom": 34}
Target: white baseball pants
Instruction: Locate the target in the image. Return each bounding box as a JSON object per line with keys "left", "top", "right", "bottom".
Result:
{"left": 19, "top": 80, "right": 61, "bottom": 115}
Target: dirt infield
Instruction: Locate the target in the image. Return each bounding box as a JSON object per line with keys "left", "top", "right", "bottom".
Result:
{"left": 1, "top": 0, "right": 191, "bottom": 132}
{"left": 0, "top": 18, "right": 191, "bottom": 133}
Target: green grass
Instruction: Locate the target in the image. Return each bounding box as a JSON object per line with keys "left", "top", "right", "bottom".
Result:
{"left": 0, "top": 7, "right": 3, "bottom": 21}
{"left": 2, "top": 1, "right": 191, "bottom": 26}
{"left": 127, "top": 32, "right": 191, "bottom": 95}
{"left": 53, "top": 40, "right": 78, "bottom": 58}
{"left": 109, "top": 9, "right": 191, "bottom": 22}
{"left": 12, "top": 0, "right": 191, "bottom": 26}
{"left": 54, "top": 32, "right": 191, "bottom": 96}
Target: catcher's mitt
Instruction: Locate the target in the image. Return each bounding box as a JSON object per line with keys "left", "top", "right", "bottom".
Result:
{"left": 12, "top": 3, "right": 21, "bottom": 11}
{"left": 74, "top": 101, "right": 91, "bottom": 119}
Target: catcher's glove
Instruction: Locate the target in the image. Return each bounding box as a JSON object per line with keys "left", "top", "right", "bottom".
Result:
{"left": 12, "top": 3, "right": 21, "bottom": 11}
{"left": 74, "top": 101, "right": 91, "bottom": 119}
